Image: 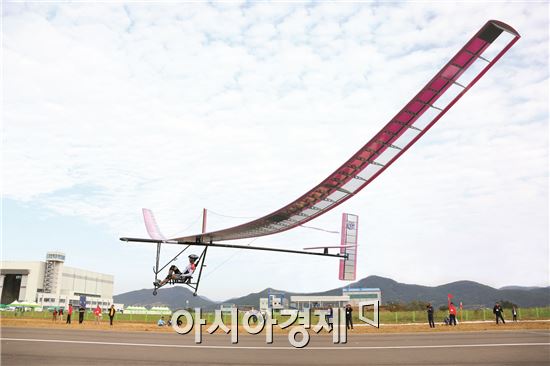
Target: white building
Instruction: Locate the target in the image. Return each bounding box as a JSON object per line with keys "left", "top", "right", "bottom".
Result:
{"left": 290, "top": 295, "right": 350, "bottom": 309}
{"left": 259, "top": 292, "right": 289, "bottom": 312}
{"left": 290, "top": 288, "right": 382, "bottom": 310}
{"left": 1, "top": 252, "right": 114, "bottom": 309}
{"left": 342, "top": 288, "right": 382, "bottom": 306}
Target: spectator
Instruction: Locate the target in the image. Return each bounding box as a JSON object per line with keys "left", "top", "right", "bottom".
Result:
{"left": 94, "top": 305, "right": 102, "bottom": 325}
{"left": 158, "top": 316, "right": 166, "bottom": 326}
{"left": 493, "top": 302, "right": 505, "bottom": 324}
{"left": 109, "top": 305, "right": 116, "bottom": 327}
{"left": 512, "top": 306, "right": 518, "bottom": 322}
{"left": 448, "top": 302, "right": 457, "bottom": 326}
{"left": 66, "top": 304, "right": 73, "bottom": 324}
{"left": 327, "top": 307, "right": 334, "bottom": 331}
{"left": 58, "top": 307, "right": 63, "bottom": 322}
{"left": 52, "top": 308, "right": 58, "bottom": 322}
{"left": 78, "top": 305, "right": 85, "bottom": 324}
{"left": 345, "top": 304, "right": 353, "bottom": 330}
{"left": 426, "top": 303, "right": 435, "bottom": 328}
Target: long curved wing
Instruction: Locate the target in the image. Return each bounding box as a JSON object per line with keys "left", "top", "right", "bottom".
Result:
{"left": 175, "top": 20, "right": 520, "bottom": 243}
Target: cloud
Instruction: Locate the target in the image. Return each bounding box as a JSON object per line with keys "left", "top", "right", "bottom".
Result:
{"left": 2, "top": 2, "right": 548, "bottom": 297}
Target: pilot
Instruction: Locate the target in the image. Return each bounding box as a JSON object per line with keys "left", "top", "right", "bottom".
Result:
{"left": 154, "top": 254, "right": 199, "bottom": 287}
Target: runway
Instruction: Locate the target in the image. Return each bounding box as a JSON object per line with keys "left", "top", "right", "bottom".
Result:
{"left": 2, "top": 327, "right": 549, "bottom": 365}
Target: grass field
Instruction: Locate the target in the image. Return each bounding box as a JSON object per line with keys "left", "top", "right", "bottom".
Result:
{"left": 2, "top": 306, "right": 550, "bottom": 325}
{"left": 1, "top": 316, "right": 549, "bottom": 335}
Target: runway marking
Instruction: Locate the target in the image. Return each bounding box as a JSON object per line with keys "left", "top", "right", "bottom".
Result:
{"left": 522, "top": 331, "right": 550, "bottom": 336}
{"left": 2, "top": 338, "right": 550, "bottom": 350}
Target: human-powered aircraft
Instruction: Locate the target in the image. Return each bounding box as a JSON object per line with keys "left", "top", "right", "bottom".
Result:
{"left": 120, "top": 20, "right": 520, "bottom": 296}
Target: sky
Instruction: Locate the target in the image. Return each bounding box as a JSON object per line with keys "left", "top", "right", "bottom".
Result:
{"left": 2, "top": 1, "right": 548, "bottom": 302}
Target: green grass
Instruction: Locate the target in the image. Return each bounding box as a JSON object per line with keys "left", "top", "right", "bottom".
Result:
{"left": 377, "top": 307, "right": 550, "bottom": 324}
{"left": 2, "top": 307, "right": 549, "bottom": 325}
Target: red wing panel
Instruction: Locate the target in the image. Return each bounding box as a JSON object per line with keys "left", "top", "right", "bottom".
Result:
{"left": 174, "top": 20, "right": 520, "bottom": 243}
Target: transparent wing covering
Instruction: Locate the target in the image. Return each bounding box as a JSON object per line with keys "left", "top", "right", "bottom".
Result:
{"left": 143, "top": 208, "right": 167, "bottom": 241}
{"left": 339, "top": 214, "right": 358, "bottom": 281}
{"left": 174, "top": 20, "right": 520, "bottom": 243}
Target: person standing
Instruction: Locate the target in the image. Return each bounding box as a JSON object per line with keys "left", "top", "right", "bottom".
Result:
{"left": 512, "top": 306, "right": 518, "bottom": 322}
{"left": 448, "top": 302, "right": 457, "bottom": 326}
{"left": 493, "top": 302, "right": 505, "bottom": 324}
{"left": 345, "top": 304, "right": 353, "bottom": 330}
{"left": 94, "top": 305, "right": 102, "bottom": 325}
{"left": 66, "top": 304, "right": 73, "bottom": 324}
{"left": 427, "top": 304, "right": 435, "bottom": 328}
{"left": 327, "top": 307, "right": 334, "bottom": 331}
{"left": 58, "top": 307, "right": 63, "bottom": 322}
{"left": 78, "top": 305, "right": 85, "bottom": 324}
{"left": 52, "top": 308, "right": 58, "bottom": 322}
{"left": 109, "top": 305, "right": 116, "bottom": 327}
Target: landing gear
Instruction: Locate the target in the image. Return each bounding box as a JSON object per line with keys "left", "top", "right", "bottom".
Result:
{"left": 152, "top": 279, "right": 161, "bottom": 296}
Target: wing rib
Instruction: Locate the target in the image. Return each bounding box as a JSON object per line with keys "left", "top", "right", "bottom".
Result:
{"left": 170, "top": 20, "right": 520, "bottom": 243}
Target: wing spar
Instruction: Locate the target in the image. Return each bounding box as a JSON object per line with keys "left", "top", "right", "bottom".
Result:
{"left": 170, "top": 20, "right": 520, "bottom": 244}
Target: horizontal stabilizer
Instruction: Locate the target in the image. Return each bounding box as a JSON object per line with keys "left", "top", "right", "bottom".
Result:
{"left": 142, "top": 208, "right": 167, "bottom": 241}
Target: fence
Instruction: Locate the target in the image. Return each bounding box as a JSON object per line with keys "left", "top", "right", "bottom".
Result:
{"left": 2, "top": 307, "right": 550, "bottom": 325}
{"left": 377, "top": 307, "right": 550, "bottom": 324}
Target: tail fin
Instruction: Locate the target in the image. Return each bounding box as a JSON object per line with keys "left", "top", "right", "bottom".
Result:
{"left": 339, "top": 213, "right": 358, "bottom": 281}
{"left": 142, "top": 208, "right": 167, "bottom": 241}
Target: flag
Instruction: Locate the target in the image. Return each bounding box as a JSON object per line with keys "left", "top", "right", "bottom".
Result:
{"left": 447, "top": 293, "right": 454, "bottom": 308}
{"left": 79, "top": 295, "right": 86, "bottom": 309}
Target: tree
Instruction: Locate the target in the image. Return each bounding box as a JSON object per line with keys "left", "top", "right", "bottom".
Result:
{"left": 498, "top": 300, "right": 518, "bottom": 309}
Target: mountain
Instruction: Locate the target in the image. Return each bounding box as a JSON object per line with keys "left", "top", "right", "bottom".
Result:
{"left": 349, "top": 276, "right": 550, "bottom": 308}
{"left": 500, "top": 285, "right": 547, "bottom": 291}
{"left": 113, "top": 287, "right": 216, "bottom": 310}
{"left": 114, "top": 276, "right": 550, "bottom": 309}
{"left": 223, "top": 276, "right": 550, "bottom": 309}
{"left": 225, "top": 288, "right": 299, "bottom": 307}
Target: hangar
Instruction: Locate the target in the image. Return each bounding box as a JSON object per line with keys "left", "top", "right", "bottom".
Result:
{"left": 1, "top": 251, "right": 114, "bottom": 309}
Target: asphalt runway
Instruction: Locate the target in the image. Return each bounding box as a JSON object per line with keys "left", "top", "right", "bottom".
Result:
{"left": 2, "top": 327, "right": 549, "bottom": 365}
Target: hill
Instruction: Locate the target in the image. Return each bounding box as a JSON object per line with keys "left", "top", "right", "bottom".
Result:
{"left": 500, "top": 285, "right": 547, "bottom": 291}
{"left": 114, "top": 275, "right": 550, "bottom": 310}
{"left": 225, "top": 276, "right": 550, "bottom": 308}
{"left": 113, "top": 287, "right": 216, "bottom": 310}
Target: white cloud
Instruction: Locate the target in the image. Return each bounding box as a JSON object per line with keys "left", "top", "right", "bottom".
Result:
{"left": 2, "top": 2, "right": 548, "bottom": 298}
